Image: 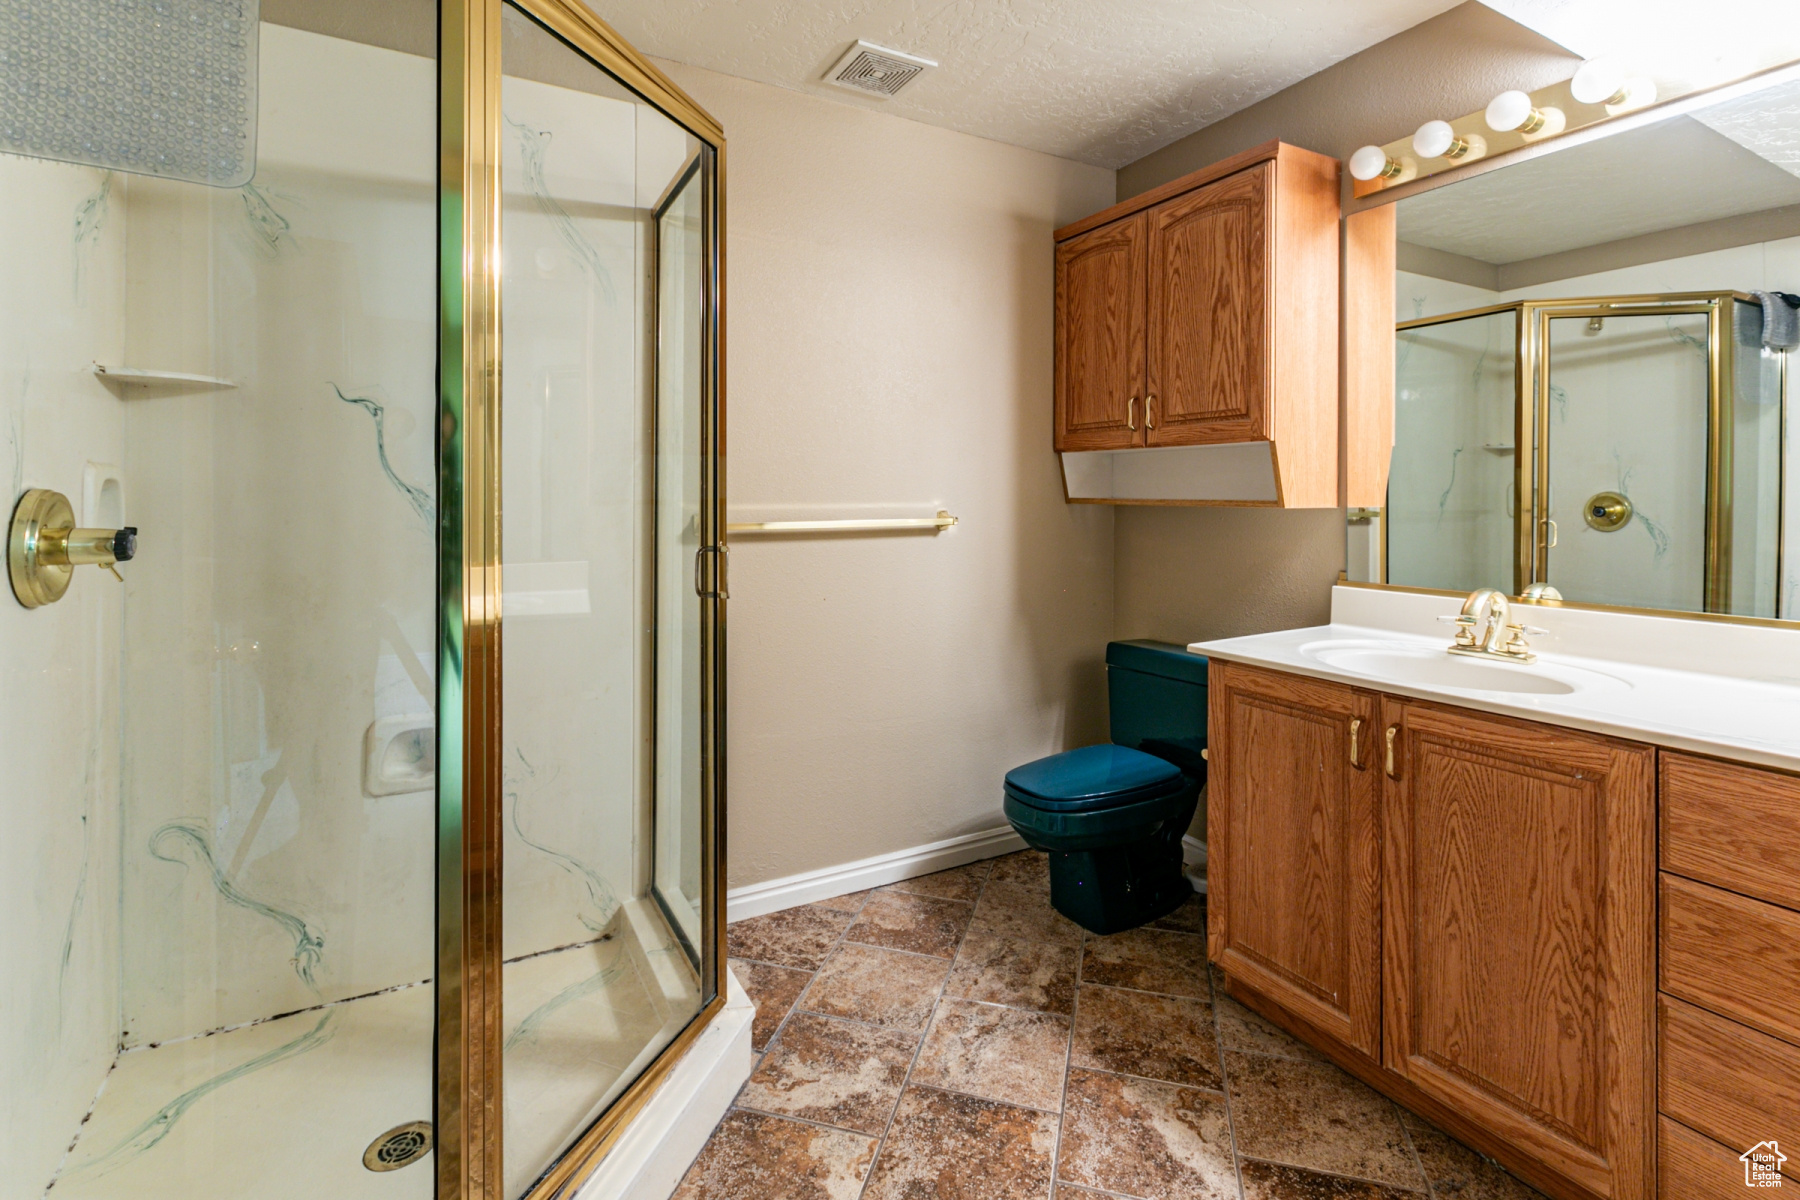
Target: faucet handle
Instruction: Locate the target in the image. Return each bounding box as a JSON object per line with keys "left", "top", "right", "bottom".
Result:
{"left": 1438, "top": 613, "right": 1479, "bottom": 647}
{"left": 1496, "top": 622, "right": 1544, "bottom": 660}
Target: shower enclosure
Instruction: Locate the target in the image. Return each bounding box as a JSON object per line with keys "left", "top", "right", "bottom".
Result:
{"left": 0, "top": 2, "right": 725, "bottom": 1198}
{"left": 1384, "top": 293, "right": 1786, "bottom": 617}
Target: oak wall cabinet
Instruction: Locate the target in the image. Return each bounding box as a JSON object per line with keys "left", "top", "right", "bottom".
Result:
{"left": 1054, "top": 141, "right": 1342, "bottom": 506}
{"left": 1209, "top": 661, "right": 1666, "bottom": 1200}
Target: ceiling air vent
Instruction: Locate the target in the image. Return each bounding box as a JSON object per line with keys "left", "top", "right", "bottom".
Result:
{"left": 823, "top": 40, "right": 936, "bottom": 99}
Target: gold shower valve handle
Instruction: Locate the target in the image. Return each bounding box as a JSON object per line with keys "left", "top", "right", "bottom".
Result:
{"left": 8, "top": 488, "right": 137, "bottom": 608}
{"left": 43, "top": 525, "right": 137, "bottom": 568}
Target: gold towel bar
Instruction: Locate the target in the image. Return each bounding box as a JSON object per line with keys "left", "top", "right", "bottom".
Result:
{"left": 725, "top": 510, "right": 958, "bottom": 535}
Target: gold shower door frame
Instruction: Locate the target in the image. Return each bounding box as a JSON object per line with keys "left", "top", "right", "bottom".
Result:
{"left": 437, "top": 4, "right": 729, "bottom": 1199}
{"left": 1391, "top": 293, "right": 1740, "bottom": 608}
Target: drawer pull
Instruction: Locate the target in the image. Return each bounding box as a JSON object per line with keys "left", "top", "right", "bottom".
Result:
{"left": 1349, "top": 717, "right": 1365, "bottom": 769}
{"left": 1384, "top": 725, "right": 1400, "bottom": 779}
{"left": 1126, "top": 396, "right": 1137, "bottom": 430}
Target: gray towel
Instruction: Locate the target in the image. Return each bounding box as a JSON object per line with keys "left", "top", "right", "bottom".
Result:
{"left": 1750, "top": 290, "right": 1800, "bottom": 351}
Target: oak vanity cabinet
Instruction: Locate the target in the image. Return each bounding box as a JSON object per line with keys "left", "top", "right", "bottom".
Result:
{"left": 1655, "top": 753, "right": 1800, "bottom": 1197}
{"left": 1053, "top": 141, "right": 1341, "bottom": 503}
{"left": 1207, "top": 662, "right": 1382, "bottom": 1055}
{"left": 1209, "top": 661, "right": 1657, "bottom": 1200}
{"left": 1382, "top": 700, "right": 1656, "bottom": 1200}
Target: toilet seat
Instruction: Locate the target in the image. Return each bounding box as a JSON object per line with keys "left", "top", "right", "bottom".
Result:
{"left": 1002, "top": 743, "right": 1186, "bottom": 813}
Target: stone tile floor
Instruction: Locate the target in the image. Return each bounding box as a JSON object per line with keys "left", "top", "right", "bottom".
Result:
{"left": 680, "top": 851, "right": 1549, "bottom": 1200}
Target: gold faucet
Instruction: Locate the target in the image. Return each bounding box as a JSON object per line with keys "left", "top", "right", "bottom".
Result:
{"left": 1447, "top": 587, "right": 1538, "bottom": 663}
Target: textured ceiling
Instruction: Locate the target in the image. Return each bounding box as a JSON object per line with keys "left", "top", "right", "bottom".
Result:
{"left": 1481, "top": 0, "right": 1800, "bottom": 100}
{"left": 1397, "top": 114, "right": 1800, "bottom": 265}
{"left": 591, "top": 0, "right": 1466, "bottom": 168}
{"left": 1694, "top": 78, "right": 1800, "bottom": 181}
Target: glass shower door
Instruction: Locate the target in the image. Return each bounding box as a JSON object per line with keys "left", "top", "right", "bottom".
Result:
{"left": 653, "top": 162, "right": 708, "bottom": 962}
{"left": 1541, "top": 313, "right": 1710, "bottom": 612}
{"left": 497, "top": 7, "right": 714, "bottom": 1196}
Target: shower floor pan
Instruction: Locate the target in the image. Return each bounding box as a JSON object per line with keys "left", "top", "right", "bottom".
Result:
{"left": 47, "top": 899, "right": 699, "bottom": 1199}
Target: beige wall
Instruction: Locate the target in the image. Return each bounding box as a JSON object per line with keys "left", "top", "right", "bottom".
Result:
{"left": 1118, "top": 2, "right": 1578, "bottom": 197}
{"left": 1109, "top": 2, "right": 1580, "bottom": 647}
{"left": 654, "top": 60, "right": 1117, "bottom": 889}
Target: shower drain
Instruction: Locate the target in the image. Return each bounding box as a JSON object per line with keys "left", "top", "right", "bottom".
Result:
{"left": 363, "top": 1121, "right": 434, "bottom": 1172}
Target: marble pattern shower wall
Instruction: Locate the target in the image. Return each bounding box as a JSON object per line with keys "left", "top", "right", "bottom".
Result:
{"left": 115, "top": 25, "right": 440, "bottom": 1046}
{"left": 0, "top": 154, "right": 128, "bottom": 1196}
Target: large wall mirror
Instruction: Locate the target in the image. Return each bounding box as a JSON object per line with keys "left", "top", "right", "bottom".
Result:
{"left": 1347, "top": 62, "right": 1800, "bottom": 623}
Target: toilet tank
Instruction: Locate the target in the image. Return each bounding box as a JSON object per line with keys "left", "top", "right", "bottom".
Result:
{"left": 1106, "top": 640, "right": 1208, "bottom": 775}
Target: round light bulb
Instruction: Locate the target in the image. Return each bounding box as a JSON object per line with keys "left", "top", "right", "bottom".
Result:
{"left": 1412, "top": 120, "right": 1457, "bottom": 158}
{"left": 1349, "top": 144, "right": 1395, "bottom": 182}
{"left": 1571, "top": 58, "right": 1626, "bottom": 106}
{"left": 1485, "top": 92, "right": 1565, "bottom": 139}
{"left": 1485, "top": 90, "right": 1534, "bottom": 132}
{"left": 1609, "top": 76, "right": 1657, "bottom": 114}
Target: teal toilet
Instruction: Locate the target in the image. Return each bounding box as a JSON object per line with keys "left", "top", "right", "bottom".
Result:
{"left": 1002, "top": 641, "right": 1207, "bottom": 935}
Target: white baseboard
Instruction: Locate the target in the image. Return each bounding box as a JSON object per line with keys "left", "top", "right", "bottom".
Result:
{"left": 573, "top": 968, "right": 755, "bottom": 1200}
{"left": 726, "top": 826, "right": 1026, "bottom": 923}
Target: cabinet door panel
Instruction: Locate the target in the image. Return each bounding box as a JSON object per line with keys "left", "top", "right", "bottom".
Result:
{"left": 1146, "top": 164, "right": 1268, "bottom": 446}
{"left": 1208, "top": 662, "right": 1380, "bottom": 1055}
{"left": 1383, "top": 700, "right": 1654, "bottom": 1200}
{"left": 1055, "top": 214, "right": 1145, "bottom": 450}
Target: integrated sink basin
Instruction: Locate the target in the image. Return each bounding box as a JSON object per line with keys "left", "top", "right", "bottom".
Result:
{"left": 1300, "top": 640, "right": 1624, "bottom": 696}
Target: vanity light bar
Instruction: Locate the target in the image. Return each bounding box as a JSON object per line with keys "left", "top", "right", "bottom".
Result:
{"left": 1348, "top": 60, "right": 1656, "bottom": 196}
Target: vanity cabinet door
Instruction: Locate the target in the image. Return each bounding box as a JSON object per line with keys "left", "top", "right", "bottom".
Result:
{"left": 1208, "top": 661, "right": 1382, "bottom": 1056}
{"left": 1054, "top": 213, "right": 1147, "bottom": 451}
{"left": 1381, "top": 699, "right": 1655, "bottom": 1200}
{"left": 1144, "top": 164, "right": 1268, "bottom": 446}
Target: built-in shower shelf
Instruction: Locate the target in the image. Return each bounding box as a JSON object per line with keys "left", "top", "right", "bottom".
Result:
{"left": 92, "top": 364, "right": 238, "bottom": 393}
{"left": 1482, "top": 444, "right": 1516, "bottom": 453}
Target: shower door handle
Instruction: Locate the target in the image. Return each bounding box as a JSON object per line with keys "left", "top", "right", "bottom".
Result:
{"left": 694, "top": 545, "right": 729, "bottom": 600}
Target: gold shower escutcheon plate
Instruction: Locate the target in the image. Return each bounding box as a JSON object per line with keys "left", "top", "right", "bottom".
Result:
{"left": 1584, "top": 491, "right": 1633, "bottom": 532}
{"left": 8, "top": 487, "right": 137, "bottom": 608}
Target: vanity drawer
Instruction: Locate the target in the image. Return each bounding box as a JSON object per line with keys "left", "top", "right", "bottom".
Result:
{"left": 1658, "top": 995, "right": 1800, "bottom": 1181}
{"left": 1661, "top": 752, "right": 1800, "bottom": 911}
{"left": 1660, "top": 873, "right": 1800, "bottom": 1047}
{"left": 1659, "top": 1116, "right": 1759, "bottom": 1200}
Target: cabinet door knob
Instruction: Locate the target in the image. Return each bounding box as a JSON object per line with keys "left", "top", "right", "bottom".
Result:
{"left": 1349, "top": 717, "right": 1365, "bottom": 769}
{"left": 1126, "top": 396, "right": 1137, "bottom": 430}
{"left": 1384, "top": 725, "right": 1401, "bottom": 779}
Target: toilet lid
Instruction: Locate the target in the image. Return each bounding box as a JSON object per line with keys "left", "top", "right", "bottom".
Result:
{"left": 1004, "top": 744, "right": 1186, "bottom": 812}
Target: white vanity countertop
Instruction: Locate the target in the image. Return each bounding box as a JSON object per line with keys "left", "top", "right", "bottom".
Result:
{"left": 1191, "top": 586, "right": 1800, "bottom": 774}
